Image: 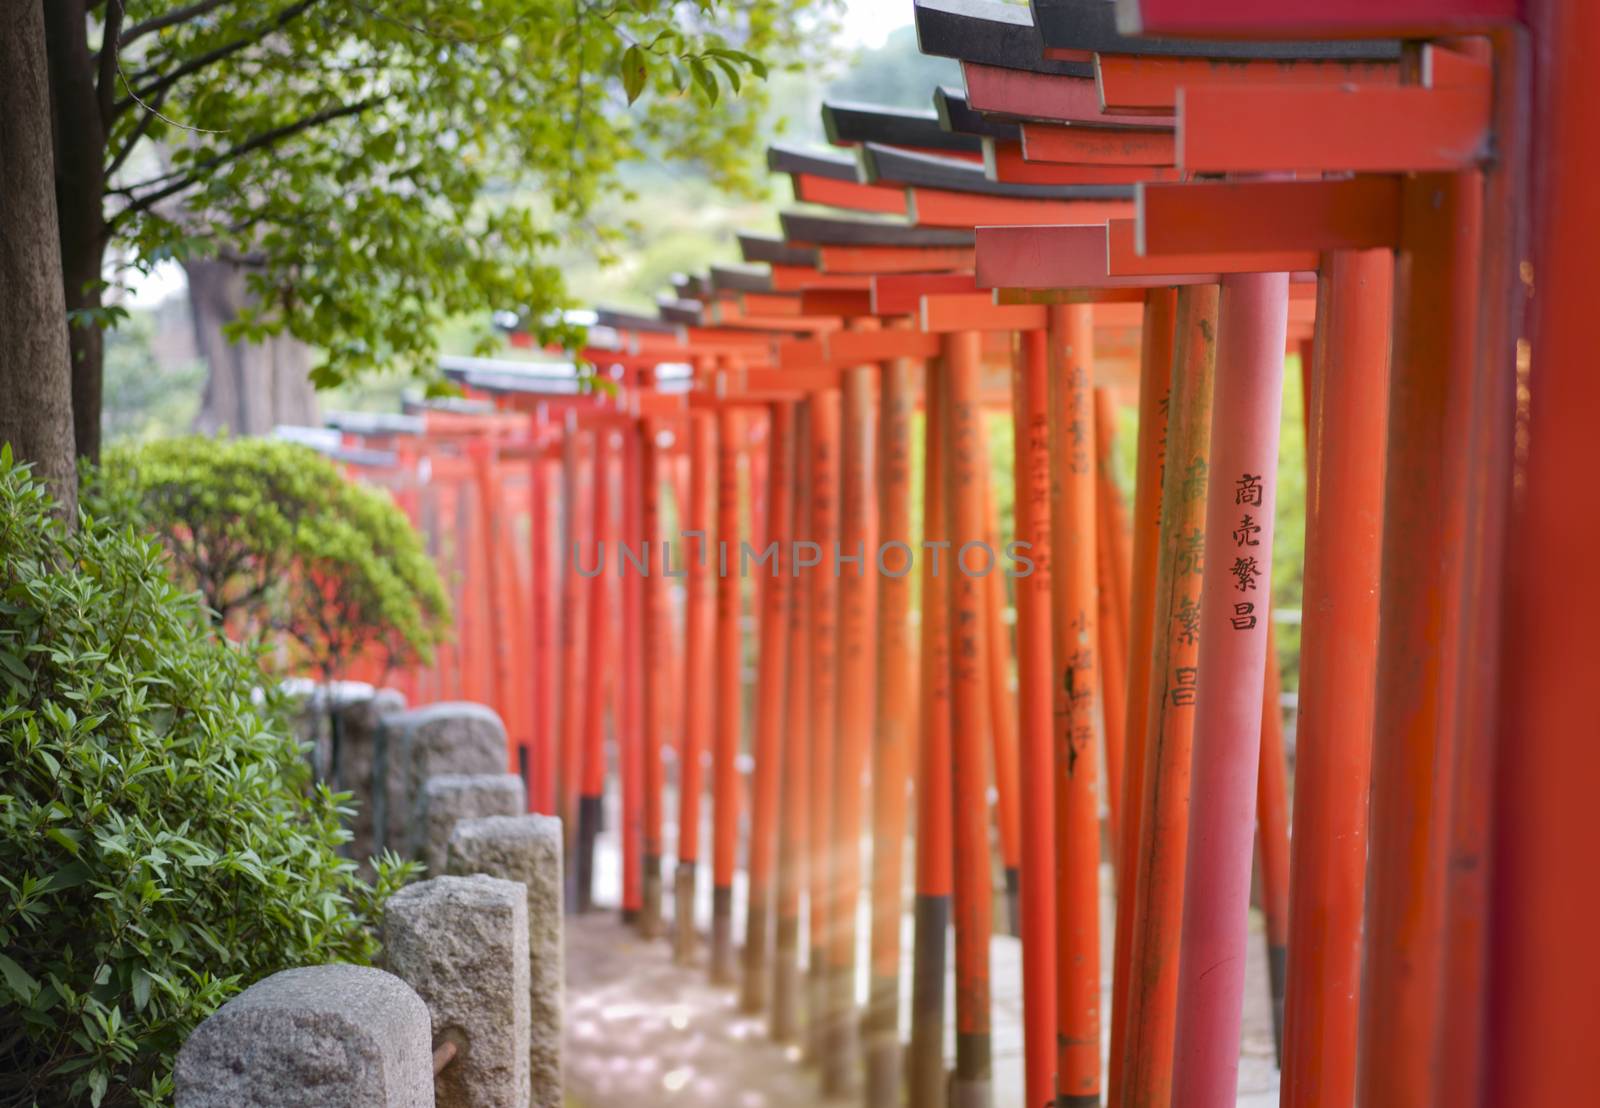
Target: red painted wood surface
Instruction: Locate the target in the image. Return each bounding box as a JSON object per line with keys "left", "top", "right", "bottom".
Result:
{"left": 1170, "top": 271, "right": 1289, "bottom": 1107}
{"left": 1011, "top": 327, "right": 1059, "bottom": 1108}
{"left": 1096, "top": 53, "right": 1401, "bottom": 114}
{"left": 1178, "top": 84, "right": 1490, "bottom": 174}
{"left": 1281, "top": 248, "right": 1391, "bottom": 1108}
{"left": 1049, "top": 304, "right": 1104, "bottom": 1103}
{"left": 1138, "top": 178, "right": 1402, "bottom": 256}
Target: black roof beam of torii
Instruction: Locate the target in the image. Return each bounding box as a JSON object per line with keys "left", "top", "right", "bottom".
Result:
{"left": 820, "top": 99, "right": 984, "bottom": 157}
{"left": 858, "top": 141, "right": 1135, "bottom": 200}
{"left": 1027, "top": 0, "right": 1403, "bottom": 61}
{"left": 913, "top": 0, "right": 1093, "bottom": 76}
{"left": 777, "top": 211, "right": 975, "bottom": 249}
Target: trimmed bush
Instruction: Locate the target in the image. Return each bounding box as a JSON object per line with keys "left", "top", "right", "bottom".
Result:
{"left": 88, "top": 436, "right": 449, "bottom": 682}
{"left": 0, "top": 450, "right": 412, "bottom": 1107}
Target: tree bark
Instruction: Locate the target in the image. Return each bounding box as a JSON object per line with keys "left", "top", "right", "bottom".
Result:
{"left": 187, "top": 257, "right": 318, "bottom": 436}
{"left": 43, "top": 0, "right": 109, "bottom": 465}
{"left": 1, "top": 0, "right": 78, "bottom": 516}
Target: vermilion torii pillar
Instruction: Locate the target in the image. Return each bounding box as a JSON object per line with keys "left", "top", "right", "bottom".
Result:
{"left": 674, "top": 409, "right": 716, "bottom": 965}
{"left": 944, "top": 327, "right": 995, "bottom": 1108}
{"left": 1170, "top": 270, "right": 1291, "bottom": 1107}
{"left": 741, "top": 399, "right": 795, "bottom": 1014}
{"left": 1049, "top": 302, "right": 1103, "bottom": 1107}
{"left": 710, "top": 403, "right": 744, "bottom": 987}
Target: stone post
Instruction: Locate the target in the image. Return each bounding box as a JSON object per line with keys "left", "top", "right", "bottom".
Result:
{"left": 384, "top": 875, "right": 531, "bottom": 1108}
{"left": 174, "top": 965, "right": 431, "bottom": 1107}
{"left": 411, "top": 774, "right": 526, "bottom": 874}
{"left": 377, "top": 702, "right": 509, "bottom": 855}
{"left": 448, "top": 814, "right": 563, "bottom": 1108}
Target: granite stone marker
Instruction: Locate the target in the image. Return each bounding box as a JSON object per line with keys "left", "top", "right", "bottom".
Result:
{"left": 411, "top": 774, "right": 526, "bottom": 873}
{"left": 448, "top": 814, "right": 564, "bottom": 1108}
{"left": 378, "top": 702, "right": 508, "bottom": 854}
{"left": 384, "top": 875, "right": 531, "bottom": 1108}
{"left": 174, "top": 964, "right": 431, "bottom": 1108}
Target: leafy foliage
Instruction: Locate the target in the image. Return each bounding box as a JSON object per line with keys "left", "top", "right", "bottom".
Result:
{"left": 96, "top": 0, "right": 839, "bottom": 391}
{"left": 87, "top": 437, "right": 449, "bottom": 682}
{"left": 0, "top": 450, "right": 416, "bottom": 1107}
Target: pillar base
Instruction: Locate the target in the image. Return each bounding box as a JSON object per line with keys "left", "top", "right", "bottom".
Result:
{"left": 709, "top": 885, "right": 736, "bottom": 985}
{"left": 950, "top": 1076, "right": 992, "bottom": 1108}
{"left": 907, "top": 895, "right": 949, "bottom": 1108}
{"left": 771, "top": 919, "right": 802, "bottom": 1044}
{"left": 574, "top": 794, "right": 601, "bottom": 913}
{"left": 672, "top": 863, "right": 696, "bottom": 965}
{"left": 1004, "top": 866, "right": 1021, "bottom": 938}
{"left": 740, "top": 902, "right": 769, "bottom": 1014}
{"left": 639, "top": 854, "right": 664, "bottom": 939}
{"left": 820, "top": 963, "right": 859, "bottom": 1098}
{"left": 863, "top": 1032, "right": 900, "bottom": 1108}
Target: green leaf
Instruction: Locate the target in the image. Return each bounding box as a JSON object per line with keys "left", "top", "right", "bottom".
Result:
{"left": 0, "top": 953, "right": 40, "bottom": 1001}
{"left": 621, "top": 44, "right": 647, "bottom": 105}
{"left": 131, "top": 967, "right": 152, "bottom": 1011}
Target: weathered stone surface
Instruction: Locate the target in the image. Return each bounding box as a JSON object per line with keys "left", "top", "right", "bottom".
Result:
{"left": 174, "top": 964, "right": 431, "bottom": 1108}
{"left": 384, "top": 876, "right": 530, "bottom": 1108}
{"left": 378, "top": 702, "right": 508, "bottom": 855}
{"left": 335, "top": 688, "right": 408, "bottom": 866}
{"left": 411, "top": 774, "right": 526, "bottom": 876}
{"left": 448, "top": 815, "right": 564, "bottom": 1108}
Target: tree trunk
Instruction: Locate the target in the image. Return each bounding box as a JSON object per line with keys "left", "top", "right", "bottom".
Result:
{"left": 43, "top": 0, "right": 108, "bottom": 465}
{"left": 1, "top": 0, "right": 78, "bottom": 516}
{"left": 187, "top": 258, "right": 319, "bottom": 436}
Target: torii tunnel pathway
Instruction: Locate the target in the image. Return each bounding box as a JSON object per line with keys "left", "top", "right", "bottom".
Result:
{"left": 561, "top": 794, "right": 1280, "bottom": 1106}
{"left": 311, "top": 1, "right": 1599, "bottom": 1106}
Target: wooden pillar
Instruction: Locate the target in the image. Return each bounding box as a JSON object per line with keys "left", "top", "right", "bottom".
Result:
{"left": 1050, "top": 303, "right": 1103, "bottom": 1107}
{"left": 865, "top": 353, "right": 918, "bottom": 1105}
{"left": 1107, "top": 288, "right": 1178, "bottom": 1108}
{"left": 710, "top": 406, "right": 743, "bottom": 985}
{"left": 1170, "top": 270, "right": 1289, "bottom": 1107}
{"left": 1120, "top": 285, "right": 1219, "bottom": 1108}
{"left": 909, "top": 362, "right": 953, "bottom": 1108}
{"left": 743, "top": 402, "right": 795, "bottom": 1012}
{"left": 945, "top": 329, "right": 994, "bottom": 1108}
{"left": 1280, "top": 249, "right": 1391, "bottom": 1108}
{"left": 639, "top": 421, "right": 668, "bottom": 938}
{"left": 1013, "top": 328, "right": 1058, "bottom": 1108}
{"left": 674, "top": 410, "right": 717, "bottom": 964}
{"left": 772, "top": 400, "right": 812, "bottom": 1044}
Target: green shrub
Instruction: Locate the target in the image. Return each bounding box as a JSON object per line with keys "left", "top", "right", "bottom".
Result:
{"left": 87, "top": 436, "right": 450, "bottom": 683}
{"left": 0, "top": 450, "right": 412, "bottom": 1107}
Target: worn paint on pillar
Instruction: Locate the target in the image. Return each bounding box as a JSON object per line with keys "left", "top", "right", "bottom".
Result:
{"left": 1170, "top": 270, "right": 1289, "bottom": 1108}
{"left": 944, "top": 330, "right": 994, "bottom": 1105}
{"left": 1107, "top": 288, "right": 1178, "bottom": 1108}
{"left": 1120, "top": 285, "right": 1219, "bottom": 1108}
{"left": 1049, "top": 303, "right": 1102, "bottom": 1107}
{"left": 1012, "top": 327, "right": 1059, "bottom": 1108}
